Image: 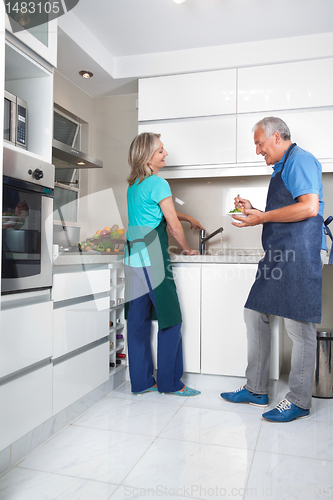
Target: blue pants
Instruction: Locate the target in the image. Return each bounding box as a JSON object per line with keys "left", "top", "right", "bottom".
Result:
{"left": 126, "top": 266, "right": 184, "bottom": 393}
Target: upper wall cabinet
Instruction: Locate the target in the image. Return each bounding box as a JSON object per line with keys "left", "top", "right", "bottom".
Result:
{"left": 238, "top": 58, "right": 333, "bottom": 113}
{"left": 139, "top": 115, "right": 236, "bottom": 167}
{"left": 237, "top": 109, "right": 333, "bottom": 165}
{"left": 139, "top": 69, "right": 236, "bottom": 121}
{"left": 5, "top": 14, "right": 57, "bottom": 67}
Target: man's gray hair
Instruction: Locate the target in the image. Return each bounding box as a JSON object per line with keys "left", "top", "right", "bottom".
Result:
{"left": 252, "top": 117, "right": 291, "bottom": 141}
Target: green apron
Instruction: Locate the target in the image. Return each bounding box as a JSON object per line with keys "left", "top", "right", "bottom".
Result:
{"left": 125, "top": 218, "right": 182, "bottom": 330}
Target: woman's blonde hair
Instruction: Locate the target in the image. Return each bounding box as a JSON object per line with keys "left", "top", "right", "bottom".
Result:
{"left": 127, "top": 132, "right": 161, "bottom": 186}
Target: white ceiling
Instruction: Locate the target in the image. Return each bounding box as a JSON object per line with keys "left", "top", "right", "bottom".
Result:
{"left": 56, "top": 0, "right": 333, "bottom": 97}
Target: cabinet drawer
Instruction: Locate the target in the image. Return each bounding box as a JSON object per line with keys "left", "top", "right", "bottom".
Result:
{"left": 53, "top": 343, "right": 109, "bottom": 415}
{"left": 0, "top": 365, "right": 52, "bottom": 451}
{"left": 53, "top": 269, "right": 110, "bottom": 302}
{"left": 0, "top": 301, "right": 53, "bottom": 378}
{"left": 53, "top": 297, "right": 109, "bottom": 358}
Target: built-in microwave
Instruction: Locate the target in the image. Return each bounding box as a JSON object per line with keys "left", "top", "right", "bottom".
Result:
{"left": 4, "top": 90, "right": 27, "bottom": 149}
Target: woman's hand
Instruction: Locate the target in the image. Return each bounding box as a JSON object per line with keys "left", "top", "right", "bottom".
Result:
{"left": 183, "top": 248, "right": 199, "bottom": 255}
{"left": 187, "top": 216, "right": 205, "bottom": 230}
{"left": 176, "top": 212, "right": 205, "bottom": 230}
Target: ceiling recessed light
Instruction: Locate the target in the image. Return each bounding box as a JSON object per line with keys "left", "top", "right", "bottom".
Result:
{"left": 79, "top": 71, "right": 93, "bottom": 79}
{"left": 173, "top": 0, "right": 186, "bottom": 3}
{"left": 77, "top": 161, "right": 86, "bottom": 165}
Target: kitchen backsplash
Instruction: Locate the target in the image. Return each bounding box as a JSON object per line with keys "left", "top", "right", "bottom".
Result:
{"left": 168, "top": 172, "right": 333, "bottom": 253}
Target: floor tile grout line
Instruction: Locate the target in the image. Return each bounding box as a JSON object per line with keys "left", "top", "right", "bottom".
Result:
{"left": 241, "top": 416, "right": 265, "bottom": 500}
{"left": 106, "top": 402, "right": 189, "bottom": 491}
{"left": 14, "top": 465, "right": 121, "bottom": 486}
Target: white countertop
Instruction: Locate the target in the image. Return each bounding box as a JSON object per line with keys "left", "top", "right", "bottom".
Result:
{"left": 53, "top": 252, "right": 124, "bottom": 266}
{"left": 170, "top": 248, "right": 264, "bottom": 264}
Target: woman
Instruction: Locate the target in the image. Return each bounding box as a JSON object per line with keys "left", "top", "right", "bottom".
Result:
{"left": 125, "top": 132, "right": 204, "bottom": 396}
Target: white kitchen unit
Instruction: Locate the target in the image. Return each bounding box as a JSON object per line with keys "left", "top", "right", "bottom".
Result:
{"left": 139, "top": 69, "right": 236, "bottom": 121}
{"left": 173, "top": 263, "right": 201, "bottom": 373}
{"left": 53, "top": 343, "right": 109, "bottom": 415}
{"left": 53, "top": 296, "right": 110, "bottom": 359}
{"left": 238, "top": 58, "right": 333, "bottom": 114}
{"left": 5, "top": 13, "right": 57, "bottom": 67}
{"left": 149, "top": 264, "right": 201, "bottom": 374}
{"left": 237, "top": 109, "right": 333, "bottom": 165}
{"left": 52, "top": 266, "right": 111, "bottom": 414}
{"left": 138, "top": 57, "right": 333, "bottom": 178}
{"left": 0, "top": 298, "right": 53, "bottom": 377}
{"left": 139, "top": 115, "right": 236, "bottom": 167}
{"left": 0, "top": 364, "right": 52, "bottom": 451}
{"left": 201, "top": 263, "right": 282, "bottom": 378}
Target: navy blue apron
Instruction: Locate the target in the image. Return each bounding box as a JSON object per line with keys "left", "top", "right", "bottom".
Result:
{"left": 245, "top": 143, "right": 323, "bottom": 323}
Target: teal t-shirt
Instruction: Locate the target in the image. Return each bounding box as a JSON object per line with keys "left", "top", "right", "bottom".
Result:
{"left": 125, "top": 175, "right": 172, "bottom": 267}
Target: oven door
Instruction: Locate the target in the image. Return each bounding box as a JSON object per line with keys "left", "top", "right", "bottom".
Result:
{"left": 2, "top": 176, "right": 53, "bottom": 295}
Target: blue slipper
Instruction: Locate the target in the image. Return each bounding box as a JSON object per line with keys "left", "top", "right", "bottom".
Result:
{"left": 166, "top": 385, "right": 201, "bottom": 397}
{"left": 134, "top": 386, "right": 158, "bottom": 395}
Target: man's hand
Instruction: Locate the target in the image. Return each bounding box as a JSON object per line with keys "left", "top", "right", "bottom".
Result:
{"left": 232, "top": 209, "right": 264, "bottom": 227}
{"left": 234, "top": 196, "right": 253, "bottom": 211}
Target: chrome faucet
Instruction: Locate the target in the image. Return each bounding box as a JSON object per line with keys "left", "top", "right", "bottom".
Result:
{"left": 199, "top": 227, "right": 224, "bottom": 255}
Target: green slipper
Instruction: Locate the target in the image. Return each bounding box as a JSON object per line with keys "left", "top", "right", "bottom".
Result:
{"left": 134, "top": 386, "right": 158, "bottom": 395}
{"left": 166, "top": 385, "right": 201, "bottom": 397}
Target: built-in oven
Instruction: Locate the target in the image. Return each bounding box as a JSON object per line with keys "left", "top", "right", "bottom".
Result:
{"left": 2, "top": 146, "right": 54, "bottom": 295}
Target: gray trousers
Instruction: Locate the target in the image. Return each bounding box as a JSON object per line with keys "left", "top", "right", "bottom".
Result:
{"left": 244, "top": 308, "right": 317, "bottom": 410}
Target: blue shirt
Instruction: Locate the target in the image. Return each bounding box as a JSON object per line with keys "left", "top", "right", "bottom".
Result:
{"left": 125, "top": 175, "right": 172, "bottom": 267}
{"left": 272, "top": 145, "right": 326, "bottom": 250}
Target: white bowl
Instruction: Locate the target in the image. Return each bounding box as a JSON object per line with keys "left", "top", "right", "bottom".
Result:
{"left": 226, "top": 212, "right": 247, "bottom": 224}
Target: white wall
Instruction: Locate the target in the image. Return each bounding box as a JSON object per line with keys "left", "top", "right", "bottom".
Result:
{"left": 53, "top": 72, "right": 138, "bottom": 241}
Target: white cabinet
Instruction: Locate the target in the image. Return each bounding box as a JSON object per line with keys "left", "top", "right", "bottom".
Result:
{"left": 53, "top": 343, "right": 109, "bottom": 415}
{"left": 149, "top": 264, "right": 201, "bottom": 374}
{"left": 139, "top": 115, "right": 236, "bottom": 167}
{"left": 52, "top": 268, "right": 110, "bottom": 302}
{"left": 237, "top": 109, "right": 333, "bottom": 164}
{"left": 53, "top": 296, "right": 109, "bottom": 359}
{"left": 173, "top": 264, "right": 201, "bottom": 373}
{"left": 5, "top": 15, "right": 57, "bottom": 67}
{"left": 52, "top": 266, "right": 111, "bottom": 412}
{"left": 201, "top": 263, "right": 282, "bottom": 378}
{"left": 139, "top": 69, "right": 236, "bottom": 121}
{"left": 0, "top": 300, "right": 53, "bottom": 378}
{"left": 238, "top": 58, "right": 333, "bottom": 113}
{"left": 201, "top": 264, "right": 257, "bottom": 377}
{"left": 0, "top": 364, "right": 52, "bottom": 451}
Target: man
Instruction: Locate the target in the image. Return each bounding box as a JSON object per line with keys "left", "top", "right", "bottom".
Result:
{"left": 221, "top": 116, "right": 326, "bottom": 423}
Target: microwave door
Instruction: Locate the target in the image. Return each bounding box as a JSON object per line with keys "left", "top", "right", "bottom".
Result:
{"left": 4, "top": 94, "right": 16, "bottom": 144}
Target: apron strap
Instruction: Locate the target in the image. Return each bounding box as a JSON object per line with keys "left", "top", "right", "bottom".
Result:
{"left": 324, "top": 216, "right": 333, "bottom": 265}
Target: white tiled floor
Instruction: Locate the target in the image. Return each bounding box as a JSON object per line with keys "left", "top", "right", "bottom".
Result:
{"left": 1, "top": 374, "right": 333, "bottom": 500}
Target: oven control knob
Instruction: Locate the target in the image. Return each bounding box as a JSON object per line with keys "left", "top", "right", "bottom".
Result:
{"left": 33, "top": 168, "right": 44, "bottom": 180}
